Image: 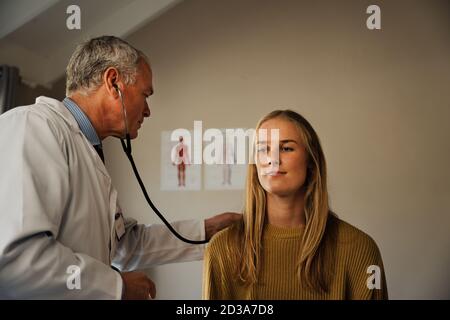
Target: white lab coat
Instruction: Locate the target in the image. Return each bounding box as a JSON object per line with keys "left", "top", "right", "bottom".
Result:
{"left": 0, "top": 96, "right": 205, "bottom": 299}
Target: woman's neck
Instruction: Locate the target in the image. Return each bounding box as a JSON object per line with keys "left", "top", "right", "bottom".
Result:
{"left": 266, "top": 191, "right": 306, "bottom": 227}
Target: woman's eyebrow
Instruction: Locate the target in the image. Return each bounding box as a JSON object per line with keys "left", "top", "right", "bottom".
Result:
{"left": 280, "top": 139, "right": 299, "bottom": 144}
{"left": 256, "top": 139, "right": 299, "bottom": 145}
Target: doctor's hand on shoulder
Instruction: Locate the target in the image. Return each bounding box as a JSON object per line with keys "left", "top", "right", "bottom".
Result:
{"left": 205, "top": 212, "right": 242, "bottom": 240}
{"left": 120, "top": 271, "right": 156, "bottom": 300}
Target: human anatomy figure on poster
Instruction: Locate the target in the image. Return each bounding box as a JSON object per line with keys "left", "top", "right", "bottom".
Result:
{"left": 222, "top": 139, "right": 236, "bottom": 186}
{"left": 171, "top": 136, "right": 190, "bottom": 187}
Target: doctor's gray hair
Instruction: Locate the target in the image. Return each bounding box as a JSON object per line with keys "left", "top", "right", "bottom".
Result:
{"left": 66, "top": 36, "right": 149, "bottom": 96}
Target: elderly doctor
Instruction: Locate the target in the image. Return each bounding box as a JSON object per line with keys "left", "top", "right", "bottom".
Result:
{"left": 0, "top": 36, "right": 240, "bottom": 299}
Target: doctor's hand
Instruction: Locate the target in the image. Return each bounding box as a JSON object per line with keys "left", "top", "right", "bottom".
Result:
{"left": 204, "top": 212, "right": 242, "bottom": 240}
{"left": 120, "top": 271, "right": 156, "bottom": 300}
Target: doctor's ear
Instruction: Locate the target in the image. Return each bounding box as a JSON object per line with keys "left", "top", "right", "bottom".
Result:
{"left": 103, "top": 67, "right": 121, "bottom": 96}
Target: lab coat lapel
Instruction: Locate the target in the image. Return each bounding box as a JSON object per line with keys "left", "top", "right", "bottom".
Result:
{"left": 37, "top": 96, "right": 110, "bottom": 177}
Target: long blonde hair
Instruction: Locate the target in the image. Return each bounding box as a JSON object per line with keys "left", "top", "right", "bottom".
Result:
{"left": 230, "top": 109, "right": 336, "bottom": 293}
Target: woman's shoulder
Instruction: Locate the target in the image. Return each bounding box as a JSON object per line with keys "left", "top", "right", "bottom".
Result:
{"left": 332, "top": 216, "right": 381, "bottom": 255}
{"left": 330, "top": 217, "right": 388, "bottom": 299}
{"left": 207, "top": 221, "right": 242, "bottom": 251}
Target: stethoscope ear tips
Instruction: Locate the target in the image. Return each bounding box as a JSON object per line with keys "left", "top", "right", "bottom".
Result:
{"left": 114, "top": 84, "right": 123, "bottom": 97}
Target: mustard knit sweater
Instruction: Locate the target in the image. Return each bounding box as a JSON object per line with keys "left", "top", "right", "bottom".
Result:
{"left": 202, "top": 218, "right": 388, "bottom": 300}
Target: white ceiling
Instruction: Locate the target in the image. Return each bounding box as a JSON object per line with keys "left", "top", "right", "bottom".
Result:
{"left": 0, "top": 0, "right": 181, "bottom": 88}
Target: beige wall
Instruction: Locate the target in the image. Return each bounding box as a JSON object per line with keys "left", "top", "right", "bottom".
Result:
{"left": 103, "top": 0, "right": 450, "bottom": 299}
{"left": 14, "top": 77, "right": 66, "bottom": 107}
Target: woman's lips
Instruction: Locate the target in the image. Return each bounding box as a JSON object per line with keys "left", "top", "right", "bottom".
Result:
{"left": 263, "top": 171, "right": 286, "bottom": 176}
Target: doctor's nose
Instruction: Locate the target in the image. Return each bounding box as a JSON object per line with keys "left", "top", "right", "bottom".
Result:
{"left": 143, "top": 101, "right": 151, "bottom": 118}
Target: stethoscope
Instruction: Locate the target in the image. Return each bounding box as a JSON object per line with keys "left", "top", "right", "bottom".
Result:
{"left": 113, "top": 84, "right": 208, "bottom": 245}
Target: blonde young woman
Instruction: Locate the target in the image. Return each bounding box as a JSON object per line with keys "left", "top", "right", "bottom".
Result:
{"left": 202, "top": 110, "right": 388, "bottom": 300}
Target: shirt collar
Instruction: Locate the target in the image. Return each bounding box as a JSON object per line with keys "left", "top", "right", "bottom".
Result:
{"left": 62, "top": 97, "right": 101, "bottom": 146}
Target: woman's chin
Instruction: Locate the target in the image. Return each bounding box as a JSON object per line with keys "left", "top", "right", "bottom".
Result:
{"left": 264, "top": 187, "right": 295, "bottom": 198}
{"left": 263, "top": 184, "right": 305, "bottom": 198}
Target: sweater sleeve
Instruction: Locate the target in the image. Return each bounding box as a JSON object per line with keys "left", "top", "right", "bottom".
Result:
{"left": 345, "top": 233, "right": 388, "bottom": 300}
{"left": 202, "top": 230, "right": 233, "bottom": 300}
